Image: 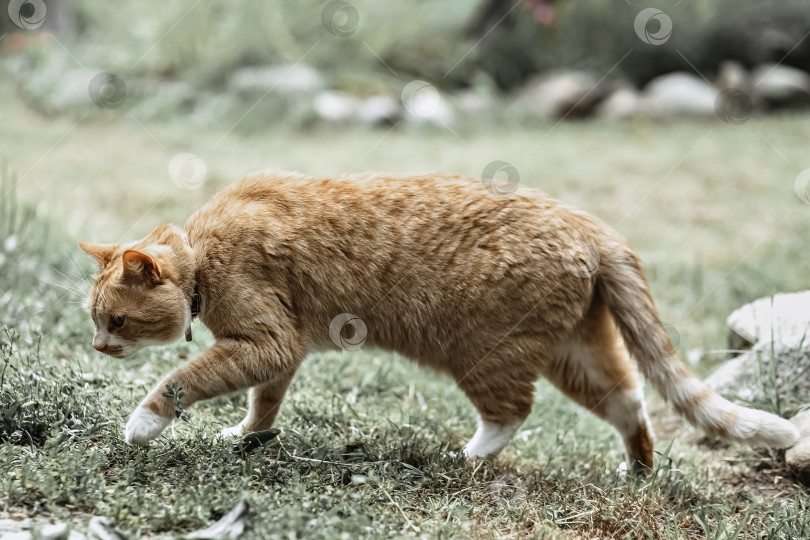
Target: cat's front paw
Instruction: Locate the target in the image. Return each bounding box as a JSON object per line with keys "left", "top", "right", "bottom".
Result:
{"left": 124, "top": 407, "right": 171, "bottom": 445}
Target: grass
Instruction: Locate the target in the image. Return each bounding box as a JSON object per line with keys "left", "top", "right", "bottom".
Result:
{"left": 1, "top": 84, "right": 809, "bottom": 538}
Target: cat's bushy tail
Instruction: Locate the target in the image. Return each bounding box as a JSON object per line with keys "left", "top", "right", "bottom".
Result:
{"left": 596, "top": 246, "right": 799, "bottom": 449}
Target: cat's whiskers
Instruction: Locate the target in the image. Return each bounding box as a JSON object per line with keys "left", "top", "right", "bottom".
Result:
{"left": 64, "top": 251, "right": 92, "bottom": 284}
{"left": 51, "top": 267, "right": 90, "bottom": 297}
{"left": 45, "top": 279, "right": 85, "bottom": 299}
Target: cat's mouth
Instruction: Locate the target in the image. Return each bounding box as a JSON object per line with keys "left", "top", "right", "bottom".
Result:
{"left": 98, "top": 345, "right": 125, "bottom": 358}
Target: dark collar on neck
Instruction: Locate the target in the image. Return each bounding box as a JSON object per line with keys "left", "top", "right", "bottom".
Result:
{"left": 185, "top": 281, "right": 201, "bottom": 342}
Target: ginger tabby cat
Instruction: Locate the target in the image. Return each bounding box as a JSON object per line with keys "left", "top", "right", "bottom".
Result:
{"left": 80, "top": 170, "right": 799, "bottom": 467}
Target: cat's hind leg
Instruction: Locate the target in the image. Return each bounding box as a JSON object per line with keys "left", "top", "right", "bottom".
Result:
{"left": 221, "top": 373, "right": 295, "bottom": 436}
{"left": 546, "top": 296, "right": 654, "bottom": 468}
{"left": 451, "top": 361, "right": 536, "bottom": 459}
{"left": 464, "top": 416, "right": 526, "bottom": 458}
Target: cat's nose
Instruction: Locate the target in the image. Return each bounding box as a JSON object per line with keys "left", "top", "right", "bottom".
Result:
{"left": 92, "top": 333, "right": 108, "bottom": 352}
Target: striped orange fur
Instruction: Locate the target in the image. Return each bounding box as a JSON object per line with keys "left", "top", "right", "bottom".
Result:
{"left": 80, "top": 170, "right": 799, "bottom": 466}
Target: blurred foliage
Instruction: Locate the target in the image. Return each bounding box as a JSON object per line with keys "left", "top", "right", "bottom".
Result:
{"left": 50, "top": 0, "right": 477, "bottom": 91}
{"left": 473, "top": 0, "right": 810, "bottom": 88}
{"left": 34, "top": 0, "right": 810, "bottom": 86}
{"left": 1, "top": 1, "right": 477, "bottom": 128}
{"left": 0, "top": 170, "right": 81, "bottom": 354}
{"left": 3, "top": 0, "right": 810, "bottom": 128}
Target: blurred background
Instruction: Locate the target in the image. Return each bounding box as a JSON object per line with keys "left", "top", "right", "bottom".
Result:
{"left": 1, "top": 2, "right": 810, "bottom": 537}
{"left": 6, "top": 0, "right": 810, "bottom": 122}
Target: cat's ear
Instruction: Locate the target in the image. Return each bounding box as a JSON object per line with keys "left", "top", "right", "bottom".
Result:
{"left": 121, "top": 249, "right": 161, "bottom": 285}
{"left": 79, "top": 242, "right": 116, "bottom": 271}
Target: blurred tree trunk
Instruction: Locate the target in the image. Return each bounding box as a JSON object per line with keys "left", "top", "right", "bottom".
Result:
{"left": 1, "top": 0, "right": 77, "bottom": 40}
{"left": 44, "top": 0, "right": 78, "bottom": 39}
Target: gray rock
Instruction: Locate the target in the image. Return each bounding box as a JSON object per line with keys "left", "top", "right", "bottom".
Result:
{"left": 790, "top": 410, "right": 810, "bottom": 437}
{"left": 401, "top": 82, "right": 456, "bottom": 126}
{"left": 422, "top": 95, "right": 455, "bottom": 126}
{"left": 313, "top": 91, "right": 403, "bottom": 127}
{"left": 752, "top": 64, "right": 810, "bottom": 106}
{"left": 0, "top": 519, "right": 73, "bottom": 540}
{"left": 356, "top": 95, "right": 400, "bottom": 126}
{"left": 786, "top": 438, "right": 810, "bottom": 484}
{"left": 230, "top": 65, "right": 323, "bottom": 95}
{"left": 639, "top": 72, "right": 718, "bottom": 117}
{"left": 727, "top": 291, "right": 810, "bottom": 351}
{"left": 49, "top": 69, "right": 99, "bottom": 110}
{"left": 0, "top": 519, "right": 30, "bottom": 540}
{"left": 519, "top": 71, "right": 606, "bottom": 119}
{"left": 595, "top": 86, "right": 640, "bottom": 119}
{"left": 41, "top": 523, "right": 69, "bottom": 539}
{"left": 453, "top": 89, "right": 492, "bottom": 116}
{"left": 19, "top": 66, "right": 108, "bottom": 113}
{"left": 88, "top": 517, "right": 125, "bottom": 540}
{"left": 704, "top": 334, "right": 809, "bottom": 407}
{"left": 786, "top": 410, "right": 810, "bottom": 484}
{"left": 313, "top": 91, "right": 360, "bottom": 122}
{"left": 0, "top": 532, "right": 31, "bottom": 540}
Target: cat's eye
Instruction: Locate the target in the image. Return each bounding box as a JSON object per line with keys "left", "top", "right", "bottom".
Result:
{"left": 111, "top": 315, "right": 125, "bottom": 327}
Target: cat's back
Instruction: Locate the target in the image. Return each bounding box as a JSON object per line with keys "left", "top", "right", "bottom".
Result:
{"left": 189, "top": 168, "right": 570, "bottom": 228}
{"left": 185, "top": 168, "right": 610, "bottom": 264}
{"left": 184, "top": 169, "right": 615, "bottom": 354}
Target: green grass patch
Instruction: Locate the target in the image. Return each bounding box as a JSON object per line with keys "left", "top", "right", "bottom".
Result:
{"left": 1, "top": 87, "right": 808, "bottom": 536}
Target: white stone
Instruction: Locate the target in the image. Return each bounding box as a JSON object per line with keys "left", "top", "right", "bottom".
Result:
{"left": 313, "top": 91, "right": 359, "bottom": 121}
{"left": 595, "top": 86, "right": 640, "bottom": 119}
{"left": 752, "top": 64, "right": 810, "bottom": 103}
{"left": 727, "top": 291, "right": 810, "bottom": 345}
{"left": 786, "top": 411, "right": 810, "bottom": 484}
{"left": 356, "top": 95, "right": 400, "bottom": 126}
{"left": 519, "top": 70, "right": 604, "bottom": 119}
{"left": 705, "top": 334, "right": 809, "bottom": 404}
{"left": 230, "top": 65, "right": 323, "bottom": 95}
{"left": 639, "top": 72, "right": 718, "bottom": 117}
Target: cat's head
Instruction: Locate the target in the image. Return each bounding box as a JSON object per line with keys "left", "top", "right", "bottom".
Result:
{"left": 79, "top": 224, "right": 192, "bottom": 359}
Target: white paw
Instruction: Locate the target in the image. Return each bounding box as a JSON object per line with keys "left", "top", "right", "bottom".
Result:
{"left": 219, "top": 422, "right": 246, "bottom": 438}
{"left": 124, "top": 407, "right": 171, "bottom": 446}
{"left": 463, "top": 418, "right": 523, "bottom": 459}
